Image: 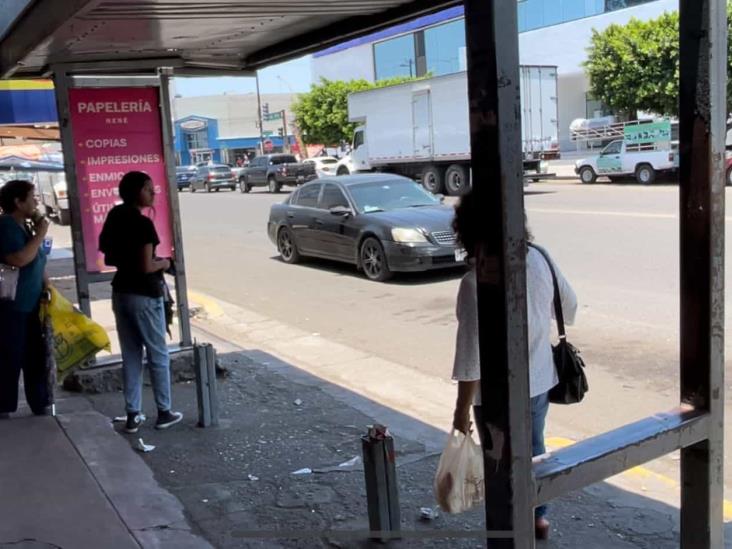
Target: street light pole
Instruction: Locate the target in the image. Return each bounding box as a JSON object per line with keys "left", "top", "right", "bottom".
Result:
{"left": 255, "top": 71, "right": 265, "bottom": 156}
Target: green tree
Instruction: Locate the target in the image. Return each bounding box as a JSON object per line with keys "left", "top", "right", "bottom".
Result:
{"left": 292, "top": 76, "right": 419, "bottom": 146}
{"left": 584, "top": 5, "right": 732, "bottom": 118}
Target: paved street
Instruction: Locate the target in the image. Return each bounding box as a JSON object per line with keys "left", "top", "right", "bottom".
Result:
{"left": 47, "top": 178, "right": 732, "bottom": 500}
{"left": 173, "top": 180, "right": 732, "bottom": 491}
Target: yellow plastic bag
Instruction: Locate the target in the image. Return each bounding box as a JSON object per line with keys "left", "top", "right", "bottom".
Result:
{"left": 40, "top": 287, "right": 111, "bottom": 375}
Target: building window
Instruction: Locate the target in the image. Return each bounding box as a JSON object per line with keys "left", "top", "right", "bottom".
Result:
{"left": 374, "top": 34, "right": 417, "bottom": 80}
{"left": 184, "top": 129, "right": 208, "bottom": 150}
{"left": 605, "top": 0, "right": 655, "bottom": 11}
{"left": 519, "top": 0, "right": 604, "bottom": 32}
{"left": 424, "top": 19, "right": 466, "bottom": 76}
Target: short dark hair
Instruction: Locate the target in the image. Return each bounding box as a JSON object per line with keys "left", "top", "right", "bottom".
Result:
{"left": 0, "top": 179, "right": 35, "bottom": 213}
{"left": 118, "top": 171, "right": 151, "bottom": 205}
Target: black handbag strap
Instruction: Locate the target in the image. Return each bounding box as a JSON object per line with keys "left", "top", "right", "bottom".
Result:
{"left": 528, "top": 243, "right": 565, "bottom": 340}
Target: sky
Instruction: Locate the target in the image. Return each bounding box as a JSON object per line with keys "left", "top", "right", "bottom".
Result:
{"left": 172, "top": 55, "right": 313, "bottom": 97}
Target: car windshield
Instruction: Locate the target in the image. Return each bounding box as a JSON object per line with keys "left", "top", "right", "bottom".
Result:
{"left": 348, "top": 179, "right": 440, "bottom": 213}
{"left": 319, "top": 158, "right": 338, "bottom": 165}
{"left": 272, "top": 155, "right": 297, "bottom": 165}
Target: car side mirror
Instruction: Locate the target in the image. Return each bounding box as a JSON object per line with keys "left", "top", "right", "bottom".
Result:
{"left": 330, "top": 206, "right": 352, "bottom": 217}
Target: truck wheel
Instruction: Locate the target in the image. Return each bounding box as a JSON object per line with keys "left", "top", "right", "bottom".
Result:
{"left": 421, "top": 165, "right": 444, "bottom": 194}
{"left": 635, "top": 164, "right": 655, "bottom": 185}
{"left": 58, "top": 209, "right": 71, "bottom": 226}
{"left": 360, "top": 237, "right": 393, "bottom": 282}
{"left": 727, "top": 166, "right": 732, "bottom": 187}
{"left": 239, "top": 178, "right": 251, "bottom": 193}
{"left": 337, "top": 166, "right": 350, "bottom": 176}
{"left": 268, "top": 176, "right": 281, "bottom": 194}
{"left": 579, "top": 166, "right": 596, "bottom": 184}
{"left": 445, "top": 164, "right": 469, "bottom": 196}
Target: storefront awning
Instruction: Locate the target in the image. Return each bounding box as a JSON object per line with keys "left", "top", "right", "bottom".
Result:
{"left": 0, "top": 0, "right": 459, "bottom": 78}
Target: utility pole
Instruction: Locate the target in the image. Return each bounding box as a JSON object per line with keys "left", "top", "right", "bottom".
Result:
{"left": 255, "top": 71, "right": 265, "bottom": 156}
{"left": 281, "top": 110, "right": 289, "bottom": 153}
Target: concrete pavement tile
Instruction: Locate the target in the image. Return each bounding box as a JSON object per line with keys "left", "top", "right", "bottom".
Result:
{"left": 56, "top": 410, "right": 213, "bottom": 548}
{"left": 0, "top": 416, "right": 138, "bottom": 549}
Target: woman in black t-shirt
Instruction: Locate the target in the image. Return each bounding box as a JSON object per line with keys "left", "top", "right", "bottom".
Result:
{"left": 99, "top": 171, "right": 182, "bottom": 434}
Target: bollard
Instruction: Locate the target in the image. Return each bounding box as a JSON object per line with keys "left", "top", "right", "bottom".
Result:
{"left": 361, "top": 424, "right": 400, "bottom": 541}
{"left": 193, "top": 342, "right": 219, "bottom": 427}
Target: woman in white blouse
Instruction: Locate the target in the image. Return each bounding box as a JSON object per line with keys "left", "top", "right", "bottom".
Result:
{"left": 450, "top": 191, "right": 577, "bottom": 540}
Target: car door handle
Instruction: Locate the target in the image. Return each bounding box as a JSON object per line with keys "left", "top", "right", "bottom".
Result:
{"left": 314, "top": 219, "right": 324, "bottom": 226}
{"left": 287, "top": 213, "right": 295, "bottom": 219}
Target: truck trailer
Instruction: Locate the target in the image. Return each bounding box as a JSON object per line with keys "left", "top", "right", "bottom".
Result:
{"left": 340, "top": 66, "right": 559, "bottom": 195}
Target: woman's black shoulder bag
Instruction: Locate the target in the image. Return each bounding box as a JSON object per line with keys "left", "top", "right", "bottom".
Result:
{"left": 529, "top": 244, "right": 588, "bottom": 405}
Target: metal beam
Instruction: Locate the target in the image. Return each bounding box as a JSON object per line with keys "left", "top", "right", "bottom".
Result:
{"left": 678, "top": 0, "right": 726, "bottom": 546}
{"left": 534, "top": 408, "right": 709, "bottom": 505}
{"left": 244, "top": 0, "right": 461, "bottom": 69}
{"left": 464, "top": 0, "right": 533, "bottom": 547}
{"left": 0, "top": 0, "right": 94, "bottom": 78}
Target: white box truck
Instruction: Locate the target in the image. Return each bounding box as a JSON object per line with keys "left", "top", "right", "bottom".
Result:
{"left": 340, "top": 66, "right": 559, "bottom": 195}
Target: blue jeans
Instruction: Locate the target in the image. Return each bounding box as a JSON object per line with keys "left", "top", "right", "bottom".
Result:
{"left": 112, "top": 292, "right": 171, "bottom": 414}
{"left": 474, "top": 391, "right": 550, "bottom": 519}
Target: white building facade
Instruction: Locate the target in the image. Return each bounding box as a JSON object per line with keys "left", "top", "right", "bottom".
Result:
{"left": 311, "top": 0, "right": 678, "bottom": 151}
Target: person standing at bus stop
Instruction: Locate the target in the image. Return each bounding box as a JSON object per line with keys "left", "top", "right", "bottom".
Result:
{"left": 450, "top": 190, "right": 577, "bottom": 540}
{"left": 0, "top": 180, "right": 51, "bottom": 418}
{"left": 99, "top": 171, "right": 182, "bottom": 434}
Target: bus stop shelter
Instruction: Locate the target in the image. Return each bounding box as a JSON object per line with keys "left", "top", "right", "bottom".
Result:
{"left": 0, "top": 1, "right": 725, "bottom": 547}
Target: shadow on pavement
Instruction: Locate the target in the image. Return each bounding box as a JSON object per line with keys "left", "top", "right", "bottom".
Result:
{"left": 83, "top": 347, "right": 695, "bottom": 549}
{"left": 268, "top": 255, "right": 467, "bottom": 286}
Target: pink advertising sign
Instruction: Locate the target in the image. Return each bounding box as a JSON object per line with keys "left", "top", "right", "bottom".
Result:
{"left": 68, "top": 87, "right": 173, "bottom": 273}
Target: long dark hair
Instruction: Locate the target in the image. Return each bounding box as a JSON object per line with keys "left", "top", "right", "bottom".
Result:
{"left": 118, "top": 171, "right": 151, "bottom": 206}
{"left": 453, "top": 190, "right": 533, "bottom": 259}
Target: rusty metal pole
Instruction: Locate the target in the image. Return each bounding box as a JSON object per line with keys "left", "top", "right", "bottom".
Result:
{"left": 678, "top": 0, "right": 726, "bottom": 547}
{"left": 463, "top": 0, "right": 534, "bottom": 547}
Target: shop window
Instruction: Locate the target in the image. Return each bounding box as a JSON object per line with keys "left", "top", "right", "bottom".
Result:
{"left": 185, "top": 129, "right": 208, "bottom": 150}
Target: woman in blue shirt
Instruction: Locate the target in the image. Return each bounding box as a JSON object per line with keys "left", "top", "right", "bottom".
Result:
{"left": 0, "top": 179, "right": 51, "bottom": 418}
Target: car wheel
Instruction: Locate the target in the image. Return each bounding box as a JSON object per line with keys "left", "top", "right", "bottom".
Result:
{"left": 205, "top": 182, "right": 211, "bottom": 193}
{"left": 268, "top": 176, "right": 281, "bottom": 193}
{"left": 579, "top": 166, "right": 597, "bottom": 184}
{"left": 215, "top": 187, "right": 220, "bottom": 192}
{"left": 635, "top": 164, "right": 655, "bottom": 185}
{"left": 421, "top": 165, "right": 444, "bottom": 194}
{"left": 360, "top": 237, "right": 393, "bottom": 282}
{"left": 337, "top": 166, "right": 350, "bottom": 176}
{"left": 727, "top": 166, "right": 732, "bottom": 187}
{"left": 444, "top": 164, "right": 469, "bottom": 196}
{"left": 277, "top": 227, "right": 300, "bottom": 264}
{"left": 239, "top": 178, "right": 251, "bottom": 193}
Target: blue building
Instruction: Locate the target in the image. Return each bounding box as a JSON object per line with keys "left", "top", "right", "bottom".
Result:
{"left": 174, "top": 114, "right": 295, "bottom": 166}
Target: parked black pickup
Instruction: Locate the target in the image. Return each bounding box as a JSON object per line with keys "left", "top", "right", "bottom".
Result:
{"left": 237, "top": 153, "right": 317, "bottom": 194}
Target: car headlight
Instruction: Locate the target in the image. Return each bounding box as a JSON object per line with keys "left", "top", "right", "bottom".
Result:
{"left": 391, "top": 228, "right": 427, "bottom": 243}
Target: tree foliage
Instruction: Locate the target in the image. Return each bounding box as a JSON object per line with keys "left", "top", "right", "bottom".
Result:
{"left": 292, "top": 76, "right": 418, "bottom": 145}
{"left": 584, "top": 5, "right": 732, "bottom": 118}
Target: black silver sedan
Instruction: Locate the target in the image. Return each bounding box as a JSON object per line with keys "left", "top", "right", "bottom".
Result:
{"left": 267, "top": 174, "right": 464, "bottom": 281}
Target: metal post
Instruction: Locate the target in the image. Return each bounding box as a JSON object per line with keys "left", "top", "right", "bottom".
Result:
{"left": 255, "top": 72, "right": 265, "bottom": 156}
{"left": 51, "top": 67, "right": 92, "bottom": 316}
{"left": 678, "top": 0, "right": 726, "bottom": 546}
{"left": 463, "top": 0, "right": 533, "bottom": 547}
{"left": 159, "top": 68, "right": 193, "bottom": 347}
{"left": 194, "top": 342, "right": 218, "bottom": 427}
{"left": 282, "top": 110, "right": 289, "bottom": 153}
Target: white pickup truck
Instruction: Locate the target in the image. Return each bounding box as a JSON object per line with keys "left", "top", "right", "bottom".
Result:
{"left": 574, "top": 139, "right": 676, "bottom": 184}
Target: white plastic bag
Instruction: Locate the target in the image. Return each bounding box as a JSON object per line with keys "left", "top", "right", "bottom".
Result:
{"left": 433, "top": 429, "right": 485, "bottom": 514}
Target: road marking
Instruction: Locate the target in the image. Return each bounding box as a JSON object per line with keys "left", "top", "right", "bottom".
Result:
{"left": 547, "top": 437, "right": 732, "bottom": 520}
{"left": 188, "top": 290, "right": 225, "bottom": 317}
